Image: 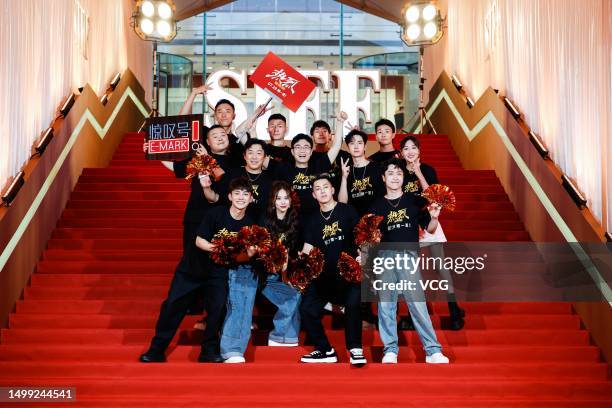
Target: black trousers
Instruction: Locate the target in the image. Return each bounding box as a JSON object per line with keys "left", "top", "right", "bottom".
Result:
{"left": 148, "top": 257, "right": 228, "bottom": 355}
{"left": 300, "top": 275, "right": 362, "bottom": 352}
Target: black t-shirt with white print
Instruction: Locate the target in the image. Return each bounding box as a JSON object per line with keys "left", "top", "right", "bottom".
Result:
{"left": 303, "top": 202, "right": 359, "bottom": 276}
{"left": 403, "top": 162, "right": 438, "bottom": 196}
{"left": 345, "top": 161, "right": 385, "bottom": 215}
{"left": 368, "top": 193, "right": 431, "bottom": 243}
{"left": 196, "top": 205, "right": 254, "bottom": 277}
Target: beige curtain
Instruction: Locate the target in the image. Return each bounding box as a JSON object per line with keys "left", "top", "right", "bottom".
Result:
{"left": 438, "top": 0, "right": 610, "bottom": 233}
{"left": 0, "top": 0, "right": 151, "bottom": 190}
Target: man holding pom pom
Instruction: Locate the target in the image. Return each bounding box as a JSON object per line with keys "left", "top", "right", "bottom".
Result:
{"left": 368, "top": 158, "right": 450, "bottom": 364}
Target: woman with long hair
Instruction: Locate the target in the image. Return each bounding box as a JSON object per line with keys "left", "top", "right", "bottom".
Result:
{"left": 399, "top": 135, "right": 465, "bottom": 330}
{"left": 256, "top": 180, "right": 302, "bottom": 347}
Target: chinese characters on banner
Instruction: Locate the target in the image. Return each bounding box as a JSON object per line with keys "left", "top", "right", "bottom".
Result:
{"left": 250, "top": 52, "right": 317, "bottom": 112}
{"left": 145, "top": 114, "right": 202, "bottom": 161}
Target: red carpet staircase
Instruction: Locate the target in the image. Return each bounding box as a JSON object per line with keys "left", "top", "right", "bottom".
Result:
{"left": 1, "top": 133, "right": 610, "bottom": 407}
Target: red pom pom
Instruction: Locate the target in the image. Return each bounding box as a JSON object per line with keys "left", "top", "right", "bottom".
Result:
{"left": 210, "top": 234, "right": 242, "bottom": 267}
{"left": 259, "top": 239, "right": 288, "bottom": 274}
{"left": 185, "top": 155, "right": 222, "bottom": 181}
{"left": 422, "top": 184, "right": 456, "bottom": 212}
{"left": 338, "top": 252, "right": 361, "bottom": 283}
{"left": 237, "top": 225, "right": 271, "bottom": 251}
{"left": 285, "top": 248, "right": 325, "bottom": 292}
{"left": 354, "top": 213, "right": 384, "bottom": 247}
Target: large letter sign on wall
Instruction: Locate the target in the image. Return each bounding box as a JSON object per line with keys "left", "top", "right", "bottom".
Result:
{"left": 288, "top": 70, "right": 331, "bottom": 137}
{"left": 253, "top": 69, "right": 331, "bottom": 138}
{"left": 205, "top": 69, "right": 249, "bottom": 128}
{"left": 204, "top": 69, "right": 381, "bottom": 139}
{"left": 333, "top": 70, "right": 381, "bottom": 129}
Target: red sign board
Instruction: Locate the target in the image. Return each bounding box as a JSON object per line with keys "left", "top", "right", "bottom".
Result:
{"left": 145, "top": 114, "right": 202, "bottom": 160}
{"left": 250, "top": 52, "right": 316, "bottom": 112}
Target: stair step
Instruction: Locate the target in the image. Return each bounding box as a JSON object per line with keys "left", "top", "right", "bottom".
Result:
{"left": 0, "top": 328, "right": 591, "bottom": 346}
{"left": 0, "top": 344, "right": 601, "bottom": 363}
{"left": 2, "top": 377, "right": 609, "bottom": 399}
{"left": 9, "top": 313, "right": 582, "bottom": 330}
{"left": 14, "top": 299, "right": 574, "bottom": 315}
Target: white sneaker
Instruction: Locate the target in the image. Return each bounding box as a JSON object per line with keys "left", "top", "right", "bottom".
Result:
{"left": 349, "top": 348, "right": 367, "bottom": 365}
{"left": 382, "top": 352, "right": 398, "bottom": 364}
{"left": 301, "top": 348, "right": 338, "bottom": 363}
{"left": 224, "top": 356, "right": 246, "bottom": 364}
{"left": 425, "top": 352, "right": 449, "bottom": 364}
{"left": 268, "top": 339, "right": 298, "bottom": 347}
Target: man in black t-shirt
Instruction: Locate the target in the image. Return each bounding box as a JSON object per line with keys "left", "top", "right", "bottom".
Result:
{"left": 299, "top": 174, "right": 366, "bottom": 365}
{"left": 338, "top": 129, "right": 385, "bottom": 326}
{"left": 338, "top": 129, "right": 386, "bottom": 215}
{"left": 309, "top": 119, "right": 353, "bottom": 174}
{"left": 265, "top": 113, "right": 293, "bottom": 163}
{"left": 368, "top": 118, "right": 400, "bottom": 163}
{"left": 139, "top": 178, "right": 255, "bottom": 364}
{"left": 195, "top": 177, "right": 258, "bottom": 364}
{"left": 368, "top": 159, "right": 449, "bottom": 364}
{"left": 268, "top": 134, "right": 332, "bottom": 218}
{"left": 202, "top": 139, "right": 274, "bottom": 217}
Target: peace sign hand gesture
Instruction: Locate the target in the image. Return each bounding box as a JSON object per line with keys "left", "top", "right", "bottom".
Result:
{"left": 340, "top": 157, "right": 350, "bottom": 179}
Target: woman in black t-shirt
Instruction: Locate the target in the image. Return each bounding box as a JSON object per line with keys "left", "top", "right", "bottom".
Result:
{"left": 399, "top": 135, "right": 465, "bottom": 330}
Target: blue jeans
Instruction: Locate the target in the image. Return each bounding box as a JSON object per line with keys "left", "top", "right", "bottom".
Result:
{"left": 220, "top": 266, "right": 301, "bottom": 359}
{"left": 376, "top": 250, "right": 442, "bottom": 356}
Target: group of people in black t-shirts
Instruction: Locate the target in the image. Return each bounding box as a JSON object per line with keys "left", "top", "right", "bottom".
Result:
{"left": 140, "top": 85, "right": 464, "bottom": 365}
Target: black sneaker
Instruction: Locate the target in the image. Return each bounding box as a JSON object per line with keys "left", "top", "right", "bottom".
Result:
{"left": 301, "top": 348, "right": 338, "bottom": 363}
{"left": 198, "top": 352, "right": 224, "bottom": 363}
{"left": 349, "top": 348, "right": 367, "bottom": 366}
{"left": 139, "top": 350, "right": 166, "bottom": 363}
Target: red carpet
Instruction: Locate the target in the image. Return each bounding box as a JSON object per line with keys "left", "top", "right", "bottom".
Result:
{"left": 1, "top": 133, "right": 610, "bottom": 407}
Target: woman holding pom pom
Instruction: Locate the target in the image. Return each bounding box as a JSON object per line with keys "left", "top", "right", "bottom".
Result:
{"left": 400, "top": 136, "right": 465, "bottom": 331}
{"left": 256, "top": 181, "right": 303, "bottom": 347}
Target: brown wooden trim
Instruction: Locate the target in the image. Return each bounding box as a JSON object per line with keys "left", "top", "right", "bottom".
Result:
{"left": 426, "top": 71, "right": 606, "bottom": 243}
{"left": 0, "top": 69, "right": 149, "bottom": 328}
{"left": 424, "top": 70, "right": 611, "bottom": 361}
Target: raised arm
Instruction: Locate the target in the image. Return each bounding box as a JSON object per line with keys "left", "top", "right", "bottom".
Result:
{"left": 178, "top": 85, "right": 210, "bottom": 116}
{"left": 328, "top": 111, "right": 348, "bottom": 163}
{"left": 235, "top": 99, "right": 274, "bottom": 144}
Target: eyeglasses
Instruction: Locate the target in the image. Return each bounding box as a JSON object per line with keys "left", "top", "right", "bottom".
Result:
{"left": 293, "top": 145, "right": 312, "bottom": 151}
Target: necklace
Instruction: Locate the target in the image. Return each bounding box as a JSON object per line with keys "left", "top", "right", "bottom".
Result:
{"left": 352, "top": 161, "right": 368, "bottom": 180}
{"left": 385, "top": 195, "right": 402, "bottom": 209}
{"left": 320, "top": 202, "right": 337, "bottom": 221}
{"left": 246, "top": 169, "right": 262, "bottom": 183}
